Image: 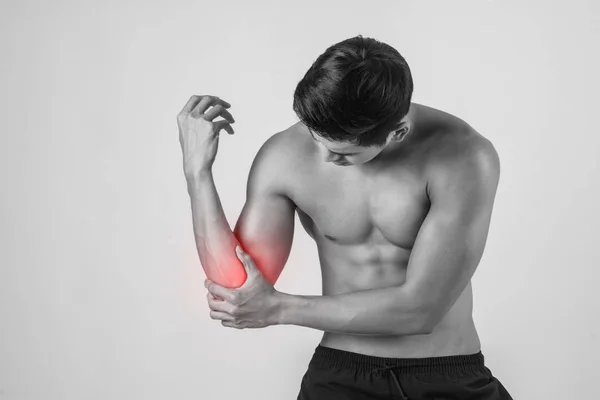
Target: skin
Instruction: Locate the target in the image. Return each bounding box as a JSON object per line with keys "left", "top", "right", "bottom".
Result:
{"left": 178, "top": 95, "right": 500, "bottom": 358}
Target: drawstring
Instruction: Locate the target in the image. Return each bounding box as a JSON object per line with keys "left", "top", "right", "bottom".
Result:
{"left": 374, "top": 363, "right": 408, "bottom": 400}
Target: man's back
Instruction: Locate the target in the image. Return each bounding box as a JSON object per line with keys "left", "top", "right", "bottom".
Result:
{"left": 267, "top": 102, "right": 488, "bottom": 358}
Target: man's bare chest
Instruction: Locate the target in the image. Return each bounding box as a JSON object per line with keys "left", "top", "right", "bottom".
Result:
{"left": 291, "top": 166, "right": 430, "bottom": 249}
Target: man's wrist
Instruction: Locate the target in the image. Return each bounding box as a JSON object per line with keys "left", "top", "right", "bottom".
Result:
{"left": 272, "top": 291, "right": 307, "bottom": 326}
{"left": 186, "top": 169, "right": 213, "bottom": 192}
{"left": 272, "top": 291, "right": 294, "bottom": 326}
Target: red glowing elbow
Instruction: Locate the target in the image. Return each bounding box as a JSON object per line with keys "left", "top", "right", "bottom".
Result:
{"left": 207, "top": 256, "right": 247, "bottom": 289}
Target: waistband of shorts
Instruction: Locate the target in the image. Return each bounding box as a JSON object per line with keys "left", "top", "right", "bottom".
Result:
{"left": 310, "top": 344, "right": 486, "bottom": 375}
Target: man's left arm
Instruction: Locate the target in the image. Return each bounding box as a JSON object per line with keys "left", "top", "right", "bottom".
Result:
{"left": 275, "top": 140, "right": 501, "bottom": 335}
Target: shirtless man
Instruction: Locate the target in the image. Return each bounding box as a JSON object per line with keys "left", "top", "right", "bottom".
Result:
{"left": 177, "top": 36, "right": 513, "bottom": 399}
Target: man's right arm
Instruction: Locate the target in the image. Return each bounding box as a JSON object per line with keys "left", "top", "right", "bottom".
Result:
{"left": 186, "top": 132, "right": 296, "bottom": 288}
{"left": 233, "top": 133, "right": 296, "bottom": 286}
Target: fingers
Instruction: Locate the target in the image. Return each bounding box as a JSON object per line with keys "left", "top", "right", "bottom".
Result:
{"left": 221, "top": 320, "right": 241, "bottom": 329}
{"left": 207, "top": 291, "right": 236, "bottom": 314}
{"left": 178, "top": 95, "right": 235, "bottom": 138}
{"left": 191, "top": 96, "right": 212, "bottom": 117}
{"left": 214, "top": 97, "right": 231, "bottom": 108}
{"left": 203, "top": 105, "right": 235, "bottom": 124}
{"left": 190, "top": 95, "right": 231, "bottom": 117}
{"left": 213, "top": 120, "right": 235, "bottom": 135}
{"left": 179, "top": 94, "right": 231, "bottom": 115}
{"left": 205, "top": 279, "right": 235, "bottom": 303}
{"left": 179, "top": 94, "right": 204, "bottom": 115}
{"left": 209, "top": 310, "right": 235, "bottom": 322}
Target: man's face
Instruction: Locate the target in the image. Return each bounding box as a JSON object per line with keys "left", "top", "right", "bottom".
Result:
{"left": 309, "top": 129, "right": 393, "bottom": 166}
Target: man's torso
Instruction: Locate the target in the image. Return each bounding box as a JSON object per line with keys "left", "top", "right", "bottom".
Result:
{"left": 275, "top": 103, "right": 485, "bottom": 358}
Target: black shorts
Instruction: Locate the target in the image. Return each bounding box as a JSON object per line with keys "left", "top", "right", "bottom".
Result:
{"left": 297, "top": 345, "right": 513, "bottom": 400}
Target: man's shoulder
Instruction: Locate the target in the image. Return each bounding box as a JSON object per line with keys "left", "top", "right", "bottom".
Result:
{"left": 256, "top": 122, "right": 312, "bottom": 162}
{"left": 411, "top": 105, "right": 495, "bottom": 165}
{"left": 248, "top": 122, "right": 311, "bottom": 194}
{"left": 426, "top": 120, "right": 500, "bottom": 198}
{"left": 424, "top": 110, "right": 498, "bottom": 170}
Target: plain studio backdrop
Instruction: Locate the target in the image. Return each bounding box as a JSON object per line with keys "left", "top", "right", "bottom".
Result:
{"left": 1, "top": 0, "right": 599, "bottom": 399}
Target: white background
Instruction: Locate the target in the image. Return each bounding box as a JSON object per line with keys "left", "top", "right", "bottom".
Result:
{"left": 1, "top": 0, "right": 598, "bottom": 399}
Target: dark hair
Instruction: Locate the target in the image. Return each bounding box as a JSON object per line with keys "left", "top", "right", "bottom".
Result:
{"left": 293, "top": 35, "right": 413, "bottom": 147}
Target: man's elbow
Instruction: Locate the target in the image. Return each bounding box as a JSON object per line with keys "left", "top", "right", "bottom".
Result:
{"left": 389, "top": 304, "right": 438, "bottom": 336}
{"left": 416, "top": 305, "right": 444, "bottom": 335}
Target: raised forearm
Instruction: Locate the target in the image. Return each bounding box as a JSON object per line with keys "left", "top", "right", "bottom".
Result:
{"left": 275, "top": 285, "right": 429, "bottom": 336}
{"left": 187, "top": 171, "right": 246, "bottom": 288}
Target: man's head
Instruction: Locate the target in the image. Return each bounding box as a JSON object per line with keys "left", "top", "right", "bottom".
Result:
{"left": 293, "top": 35, "right": 414, "bottom": 166}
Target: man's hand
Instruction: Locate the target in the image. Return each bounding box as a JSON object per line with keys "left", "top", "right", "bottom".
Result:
{"left": 177, "top": 94, "right": 236, "bottom": 177}
{"left": 205, "top": 246, "right": 281, "bottom": 329}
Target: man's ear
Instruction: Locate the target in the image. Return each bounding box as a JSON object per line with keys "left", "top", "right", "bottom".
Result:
{"left": 390, "top": 121, "right": 411, "bottom": 142}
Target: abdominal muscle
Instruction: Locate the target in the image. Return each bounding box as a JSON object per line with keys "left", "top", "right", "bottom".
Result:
{"left": 315, "top": 239, "right": 482, "bottom": 359}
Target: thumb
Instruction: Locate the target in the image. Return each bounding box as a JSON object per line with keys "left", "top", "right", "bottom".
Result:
{"left": 236, "top": 246, "right": 262, "bottom": 279}
{"left": 236, "top": 246, "right": 253, "bottom": 270}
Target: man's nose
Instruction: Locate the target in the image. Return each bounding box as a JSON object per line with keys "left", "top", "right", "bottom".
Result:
{"left": 324, "top": 150, "right": 340, "bottom": 163}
